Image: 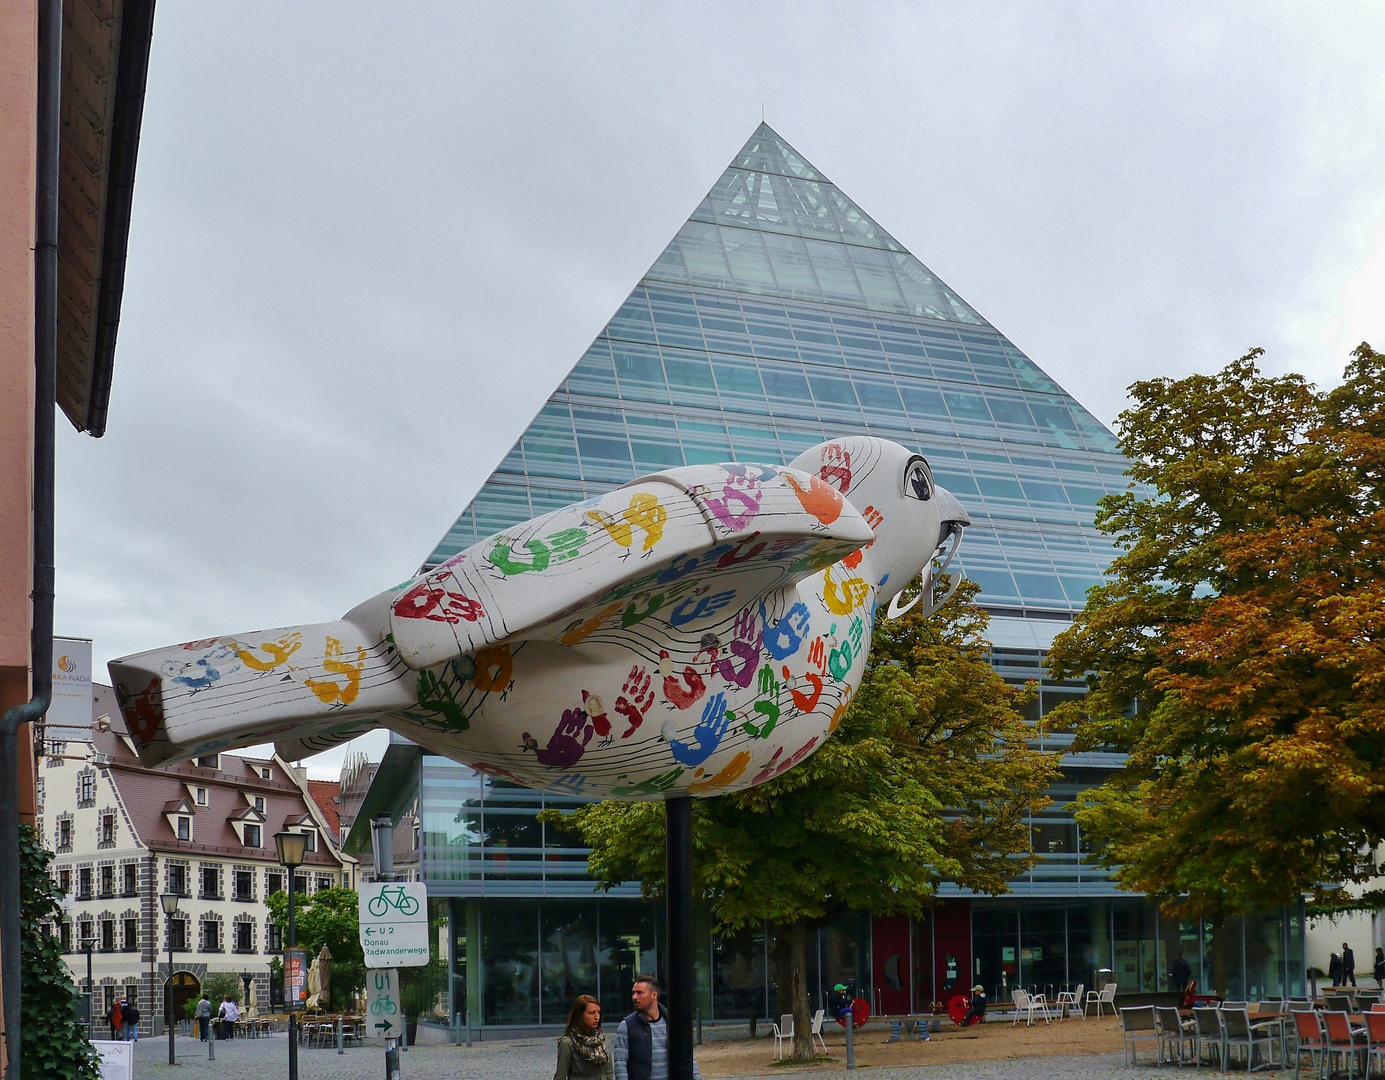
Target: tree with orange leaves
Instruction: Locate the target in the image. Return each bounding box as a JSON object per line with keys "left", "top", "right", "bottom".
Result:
{"left": 1048, "top": 343, "right": 1385, "bottom": 918}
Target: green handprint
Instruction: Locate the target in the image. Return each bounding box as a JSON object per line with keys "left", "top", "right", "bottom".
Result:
{"left": 611, "top": 767, "right": 684, "bottom": 797}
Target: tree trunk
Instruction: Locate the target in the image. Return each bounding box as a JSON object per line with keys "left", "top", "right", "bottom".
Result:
{"left": 771, "top": 919, "right": 816, "bottom": 1060}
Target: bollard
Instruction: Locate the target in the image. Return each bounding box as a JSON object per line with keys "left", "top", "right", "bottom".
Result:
{"left": 749, "top": 1016, "right": 757, "bottom": 1040}
{"left": 844, "top": 1007, "right": 855, "bottom": 1069}
{"left": 208, "top": 1030, "right": 214, "bottom": 1061}
{"left": 337, "top": 1015, "right": 344, "bottom": 1054}
{"left": 466, "top": 1007, "right": 472, "bottom": 1048}
{"left": 696, "top": 1007, "right": 703, "bottom": 1046}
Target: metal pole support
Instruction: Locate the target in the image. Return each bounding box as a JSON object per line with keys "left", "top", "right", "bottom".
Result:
{"left": 845, "top": 1007, "right": 855, "bottom": 1068}
{"left": 337, "top": 1014, "right": 344, "bottom": 1054}
{"left": 666, "top": 796, "right": 695, "bottom": 1080}
{"left": 208, "top": 1028, "right": 214, "bottom": 1061}
{"left": 385, "top": 1037, "right": 401, "bottom": 1080}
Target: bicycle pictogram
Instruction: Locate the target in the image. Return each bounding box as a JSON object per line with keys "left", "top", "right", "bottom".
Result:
{"left": 370, "top": 996, "right": 397, "bottom": 1016}
{"left": 368, "top": 885, "right": 420, "bottom": 917}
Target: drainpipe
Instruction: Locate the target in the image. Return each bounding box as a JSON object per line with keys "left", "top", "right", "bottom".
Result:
{"left": 0, "top": 0, "right": 61, "bottom": 1075}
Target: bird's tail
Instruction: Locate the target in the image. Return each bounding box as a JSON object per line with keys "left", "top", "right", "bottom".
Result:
{"left": 108, "top": 615, "right": 413, "bottom": 768}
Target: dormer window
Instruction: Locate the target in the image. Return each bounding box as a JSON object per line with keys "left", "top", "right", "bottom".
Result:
{"left": 176, "top": 817, "right": 190, "bottom": 841}
{"left": 254, "top": 796, "right": 265, "bottom": 813}
{"left": 243, "top": 824, "right": 261, "bottom": 848}
{"left": 195, "top": 787, "right": 208, "bottom": 806}
{"left": 196, "top": 754, "right": 219, "bottom": 770}
{"left": 300, "top": 830, "right": 316, "bottom": 853}
{"left": 260, "top": 767, "right": 272, "bottom": 780}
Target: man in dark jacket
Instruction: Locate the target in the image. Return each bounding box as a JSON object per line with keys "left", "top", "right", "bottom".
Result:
{"left": 612, "top": 976, "right": 701, "bottom": 1080}
{"left": 1343, "top": 943, "right": 1357, "bottom": 987}
{"left": 1170, "top": 952, "right": 1193, "bottom": 993}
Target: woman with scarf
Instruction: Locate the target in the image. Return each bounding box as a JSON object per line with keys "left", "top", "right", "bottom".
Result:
{"left": 555, "top": 994, "right": 614, "bottom": 1079}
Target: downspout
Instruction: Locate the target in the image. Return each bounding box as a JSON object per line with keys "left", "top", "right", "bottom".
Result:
{"left": 0, "top": 0, "right": 60, "bottom": 1075}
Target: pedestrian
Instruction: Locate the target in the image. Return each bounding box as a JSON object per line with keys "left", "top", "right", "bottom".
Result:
{"left": 217, "top": 994, "right": 239, "bottom": 1039}
{"left": 1329, "top": 952, "right": 1344, "bottom": 987}
{"left": 196, "top": 993, "right": 212, "bottom": 1041}
{"left": 122, "top": 997, "right": 140, "bottom": 1041}
{"left": 107, "top": 997, "right": 123, "bottom": 1041}
{"left": 1374, "top": 947, "right": 1384, "bottom": 987}
{"left": 963, "top": 983, "right": 987, "bottom": 1026}
{"left": 613, "top": 975, "right": 701, "bottom": 1080}
{"left": 554, "top": 994, "right": 614, "bottom": 1080}
{"left": 1343, "top": 942, "right": 1357, "bottom": 988}
{"left": 1170, "top": 952, "right": 1193, "bottom": 994}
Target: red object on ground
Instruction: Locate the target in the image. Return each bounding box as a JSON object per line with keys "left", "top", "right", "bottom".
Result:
{"left": 834, "top": 998, "right": 870, "bottom": 1028}
{"left": 948, "top": 994, "right": 972, "bottom": 1025}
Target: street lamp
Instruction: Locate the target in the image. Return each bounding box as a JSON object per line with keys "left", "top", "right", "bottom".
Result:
{"left": 274, "top": 831, "right": 309, "bottom": 1080}
{"left": 160, "top": 891, "right": 180, "bottom": 1065}
{"left": 80, "top": 933, "right": 95, "bottom": 1034}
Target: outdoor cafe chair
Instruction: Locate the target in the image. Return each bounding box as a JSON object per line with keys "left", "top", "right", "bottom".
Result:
{"left": 1193, "top": 1007, "right": 1225, "bottom": 1070}
{"left": 1292, "top": 1009, "right": 1327, "bottom": 1080}
{"left": 1325, "top": 995, "right": 1354, "bottom": 1013}
{"left": 1086, "top": 982, "right": 1118, "bottom": 1018}
{"left": 810, "top": 1009, "right": 828, "bottom": 1055}
{"left": 1120, "top": 1006, "right": 1160, "bottom": 1067}
{"left": 1224, "top": 1001, "right": 1250, "bottom": 1010}
{"left": 1157, "top": 1005, "right": 1195, "bottom": 1066}
{"left": 1323, "top": 1011, "right": 1368, "bottom": 1080}
{"left": 772, "top": 1014, "right": 794, "bottom": 1060}
{"left": 1222, "top": 1007, "right": 1278, "bottom": 1072}
{"left": 1055, "top": 983, "right": 1084, "bottom": 1020}
{"left": 1363, "top": 1011, "right": 1385, "bottom": 1078}
{"left": 1013, "top": 988, "right": 1053, "bottom": 1026}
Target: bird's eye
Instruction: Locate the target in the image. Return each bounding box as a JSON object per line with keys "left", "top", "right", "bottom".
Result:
{"left": 905, "top": 461, "right": 932, "bottom": 501}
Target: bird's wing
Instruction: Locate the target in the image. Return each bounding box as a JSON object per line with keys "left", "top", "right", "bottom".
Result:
{"left": 387, "top": 463, "right": 875, "bottom": 670}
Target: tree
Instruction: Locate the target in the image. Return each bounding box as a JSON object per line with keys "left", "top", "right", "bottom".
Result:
{"left": 266, "top": 887, "right": 365, "bottom": 1011}
{"left": 19, "top": 823, "right": 99, "bottom": 1080}
{"left": 1047, "top": 344, "right": 1385, "bottom": 918}
{"left": 548, "top": 579, "right": 1055, "bottom": 1059}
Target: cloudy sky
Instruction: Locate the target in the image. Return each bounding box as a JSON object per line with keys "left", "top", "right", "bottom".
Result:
{"left": 57, "top": 2, "right": 1385, "bottom": 777}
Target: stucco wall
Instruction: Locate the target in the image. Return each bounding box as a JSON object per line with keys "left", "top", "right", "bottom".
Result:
{"left": 0, "top": 2, "right": 35, "bottom": 679}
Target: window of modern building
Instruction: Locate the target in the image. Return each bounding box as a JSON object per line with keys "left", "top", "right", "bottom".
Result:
{"left": 234, "top": 870, "right": 254, "bottom": 902}
{"left": 201, "top": 866, "right": 219, "bottom": 899}
{"left": 243, "top": 823, "right": 261, "bottom": 848}
{"left": 176, "top": 817, "right": 190, "bottom": 841}
{"left": 122, "top": 918, "right": 138, "bottom": 952}
{"left": 122, "top": 863, "right": 138, "bottom": 896}
{"left": 234, "top": 922, "right": 253, "bottom": 953}
{"left": 78, "top": 866, "right": 92, "bottom": 900}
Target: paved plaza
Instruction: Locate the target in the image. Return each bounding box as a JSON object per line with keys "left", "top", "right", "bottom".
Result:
{"left": 125, "top": 1032, "right": 1185, "bottom": 1080}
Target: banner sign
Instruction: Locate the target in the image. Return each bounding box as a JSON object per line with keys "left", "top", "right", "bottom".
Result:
{"left": 49, "top": 636, "right": 93, "bottom": 738}
{"left": 284, "top": 947, "right": 309, "bottom": 1011}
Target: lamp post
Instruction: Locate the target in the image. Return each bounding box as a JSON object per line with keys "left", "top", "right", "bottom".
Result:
{"left": 81, "top": 933, "right": 95, "bottom": 1034}
{"left": 160, "top": 891, "right": 180, "bottom": 1065}
{"left": 274, "top": 831, "right": 309, "bottom": 1080}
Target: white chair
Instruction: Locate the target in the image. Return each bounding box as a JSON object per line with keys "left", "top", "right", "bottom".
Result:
{"left": 772, "top": 1013, "right": 794, "bottom": 1060}
{"left": 1055, "top": 983, "right": 1084, "bottom": 1020}
{"left": 810, "top": 1009, "right": 827, "bottom": 1054}
{"left": 1085, "top": 981, "right": 1117, "bottom": 1017}
{"left": 1011, "top": 988, "right": 1030, "bottom": 1025}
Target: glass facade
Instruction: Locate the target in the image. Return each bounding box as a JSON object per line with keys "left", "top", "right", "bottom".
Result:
{"left": 373, "top": 124, "right": 1306, "bottom": 1031}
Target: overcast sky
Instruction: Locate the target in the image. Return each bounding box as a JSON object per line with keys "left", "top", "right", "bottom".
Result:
{"left": 55, "top": 2, "right": 1385, "bottom": 778}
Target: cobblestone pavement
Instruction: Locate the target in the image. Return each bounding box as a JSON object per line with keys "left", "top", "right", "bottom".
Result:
{"left": 125, "top": 1032, "right": 1199, "bottom": 1080}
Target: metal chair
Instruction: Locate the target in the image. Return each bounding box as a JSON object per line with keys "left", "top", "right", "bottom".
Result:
{"left": 1363, "top": 1011, "right": 1385, "bottom": 1078}
{"left": 1086, "top": 981, "right": 1118, "bottom": 1018}
{"left": 809, "top": 1009, "right": 827, "bottom": 1054}
{"left": 772, "top": 1013, "right": 794, "bottom": 1060}
{"left": 1194, "top": 1007, "right": 1225, "bottom": 1070}
{"left": 1323, "top": 1011, "right": 1368, "bottom": 1080}
{"left": 1325, "top": 994, "right": 1354, "bottom": 1013}
{"left": 1222, "top": 1007, "right": 1277, "bottom": 1072}
{"left": 1157, "top": 1005, "right": 1195, "bottom": 1065}
{"left": 1292, "top": 1009, "right": 1326, "bottom": 1080}
{"left": 1121, "top": 1006, "right": 1160, "bottom": 1067}
{"left": 1013, "top": 988, "right": 1054, "bottom": 1026}
{"left": 1055, "top": 983, "right": 1084, "bottom": 1020}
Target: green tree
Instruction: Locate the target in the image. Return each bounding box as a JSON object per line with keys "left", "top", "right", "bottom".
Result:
{"left": 266, "top": 887, "right": 364, "bottom": 1010}
{"left": 1047, "top": 344, "right": 1385, "bottom": 919}
{"left": 548, "top": 580, "right": 1055, "bottom": 1059}
{"left": 19, "top": 823, "right": 99, "bottom": 1080}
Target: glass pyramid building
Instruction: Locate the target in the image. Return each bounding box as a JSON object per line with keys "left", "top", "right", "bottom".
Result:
{"left": 423, "top": 123, "right": 1127, "bottom": 623}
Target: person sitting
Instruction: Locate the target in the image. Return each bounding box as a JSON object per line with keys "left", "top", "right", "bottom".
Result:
{"left": 829, "top": 983, "right": 853, "bottom": 1019}
{"left": 964, "top": 984, "right": 987, "bottom": 1025}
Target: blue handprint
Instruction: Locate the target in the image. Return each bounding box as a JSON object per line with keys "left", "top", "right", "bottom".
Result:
{"left": 668, "top": 691, "right": 732, "bottom": 768}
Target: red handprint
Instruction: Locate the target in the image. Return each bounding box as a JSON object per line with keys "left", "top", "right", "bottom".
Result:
{"left": 615, "top": 666, "right": 654, "bottom": 739}
{"left": 660, "top": 650, "right": 706, "bottom": 710}
{"left": 783, "top": 666, "right": 824, "bottom": 712}
{"left": 819, "top": 443, "right": 852, "bottom": 493}
{"left": 392, "top": 580, "right": 484, "bottom": 624}
{"left": 807, "top": 637, "right": 827, "bottom": 672}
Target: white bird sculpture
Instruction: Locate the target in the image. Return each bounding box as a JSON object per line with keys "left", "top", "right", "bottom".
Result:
{"left": 109, "top": 437, "right": 968, "bottom": 800}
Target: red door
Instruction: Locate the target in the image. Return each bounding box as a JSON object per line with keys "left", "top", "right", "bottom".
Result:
{"left": 871, "top": 914, "right": 910, "bottom": 1015}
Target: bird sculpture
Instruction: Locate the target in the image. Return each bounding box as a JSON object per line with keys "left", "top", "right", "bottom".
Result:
{"left": 109, "top": 437, "right": 969, "bottom": 800}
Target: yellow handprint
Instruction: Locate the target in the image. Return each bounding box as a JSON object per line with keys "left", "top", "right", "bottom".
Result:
{"left": 231, "top": 632, "right": 303, "bottom": 672}
{"left": 304, "top": 636, "right": 366, "bottom": 706}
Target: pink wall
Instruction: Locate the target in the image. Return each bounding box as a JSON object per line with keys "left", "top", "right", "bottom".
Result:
{"left": 0, "top": 1, "right": 35, "bottom": 680}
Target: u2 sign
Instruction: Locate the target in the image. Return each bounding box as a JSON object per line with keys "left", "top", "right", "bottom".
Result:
{"left": 358, "top": 881, "right": 429, "bottom": 968}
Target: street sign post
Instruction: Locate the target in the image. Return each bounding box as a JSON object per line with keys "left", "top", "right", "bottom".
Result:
{"left": 367, "top": 968, "right": 402, "bottom": 1041}
{"left": 358, "top": 881, "right": 429, "bottom": 968}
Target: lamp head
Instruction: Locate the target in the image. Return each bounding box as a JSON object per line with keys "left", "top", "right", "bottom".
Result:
{"left": 274, "top": 830, "right": 308, "bottom": 869}
{"left": 159, "top": 891, "right": 180, "bottom": 915}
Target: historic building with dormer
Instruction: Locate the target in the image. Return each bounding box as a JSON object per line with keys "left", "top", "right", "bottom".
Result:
{"left": 43, "top": 684, "right": 358, "bottom": 1034}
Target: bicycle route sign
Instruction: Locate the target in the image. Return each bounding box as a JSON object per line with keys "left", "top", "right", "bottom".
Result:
{"left": 358, "top": 881, "right": 429, "bottom": 968}
{"left": 366, "top": 968, "right": 402, "bottom": 1039}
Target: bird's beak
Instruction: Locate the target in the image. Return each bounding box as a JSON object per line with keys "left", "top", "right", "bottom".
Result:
{"left": 934, "top": 485, "right": 970, "bottom": 532}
